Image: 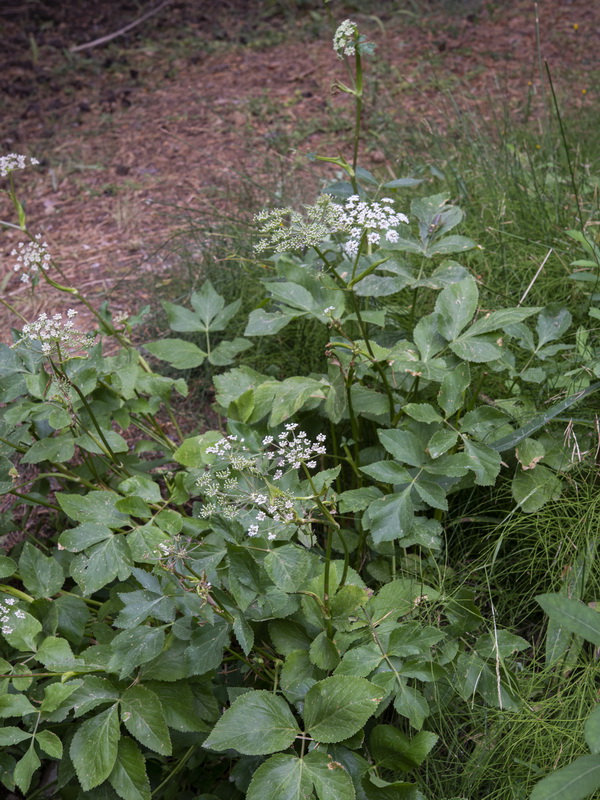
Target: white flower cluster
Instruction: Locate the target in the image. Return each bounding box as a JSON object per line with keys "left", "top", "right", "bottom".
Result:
{"left": 0, "top": 153, "right": 39, "bottom": 178}
{"left": 11, "top": 234, "right": 51, "bottom": 283}
{"left": 333, "top": 19, "right": 358, "bottom": 58}
{"left": 198, "top": 426, "right": 327, "bottom": 539}
{"left": 16, "top": 310, "right": 92, "bottom": 356}
{"left": 341, "top": 195, "right": 408, "bottom": 257}
{"left": 254, "top": 194, "right": 346, "bottom": 254}
{"left": 0, "top": 596, "right": 21, "bottom": 636}
{"left": 254, "top": 194, "right": 408, "bottom": 258}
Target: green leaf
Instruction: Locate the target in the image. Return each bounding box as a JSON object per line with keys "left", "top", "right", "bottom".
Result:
{"left": 120, "top": 686, "right": 172, "bottom": 755}
{"left": 378, "top": 430, "right": 424, "bottom": 467}
{"left": 537, "top": 306, "right": 572, "bottom": 346}
{"left": 0, "top": 555, "right": 16, "bottom": 579}
{"left": 370, "top": 579, "right": 439, "bottom": 624}
{"left": 71, "top": 535, "right": 132, "bottom": 595}
{"left": 536, "top": 594, "right": 600, "bottom": 646}
{"left": 76, "top": 429, "right": 129, "bottom": 456}
{"left": 18, "top": 543, "right": 63, "bottom": 598}
{"left": 143, "top": 682, "right": 209, "bottom": 732}
{"left": 427, "top": 235, "right": 476, "bottom": 256}
{"left": 269, "top": 377, "right": 327, "bottom": 427}
{"left": 190, "top": 281, "right": 227, "bottom": 330}
{"left": 370, "top": 725, "right": 438, "bottom": 771}
{"left": 57, "top": 491, "right": 127, "bottom": 527}
{"left": 0, "top": 694, "right": 36, "bottom": 718}
{"left": 366, "top": 490, "right": 414, "bottom": 544}
{"left": 13, "top": 747, "right": 40, "bottom": 794}
{"left": 35, "top": 729, "right": 63, "bottom": 758}
{"left": 162, "top": 300, "right": 203, "bottom": 333}
{"left": 435, "top": 276, "right": 478, "bottom": 341}
{"left": 0, "top": 727, "right": 31, "bottom": 745}
{"left": 40, "top": 682, "right": 80, "bottom": 713}
{"left": 426, "top": 429, "right": 458, "bottom": 458}
{"left": 2, "top": 610, "right": 42, "bottom": 652}
{"left": 172, "top": 430, "right": 223, "bottom": 468}
{"left": 108, "top": 626, "right": 165, "bottom": 679}
{"left": 303, "top": 676, "right": 382, "bottom": 743}
{"left": 184, "top": 619, "right": 231, "bottom": 676}
{"left": 530, "top": 754, "right": 600, "bottom": 800}
{"left": 515, "top": 438, "right": 545, "bottom": 471}
{"left": 393, "top": 684, "right": 429, "bottom": 730}
{"left": 245, "top": 308, "right": 298, "bottom": 336}
{"left": 109, "top": 737, "right": 151, "bottom": 800}
{"left": 403, "top": 404, "right": 442, "bottom": 424}
{"left": 59, "top": 523, "right": 113, "bottom": 552}
{"left": 22, "top": 433, "right": 75, "bottom": 464}
{"left": 209, "top": 337, "right": 252, "bottom": 367}
{"left": 305, "top": 749, "right": 356, "bottom": 800}
{"left": 360, "top": 461, "right": 412, "bottom": 485}
{"left": 281, "top": 650, "right": 325, "bottom": 703}
{"left": 145, "top": 338, "right": 206, "bottom": 369}
{"left": 437, "top": 363, "right": 470, "bottom": 417}
{"left": 512, "top": 464, "right": 562, "bottom": 512}
{"left": 247, "top": 754, "right": 311, "bottom": 800}
{"left": 264, "top": 544, "right": 311, "bottom": 593}
{"left": 463, "top": 439, "right": 501, "bottom": 486}
{"left": 338, "top": 487, "right": 382, "bottom": 513}
{"left": 309, "top": 631, "right": 340, "bottom": 670}
{"left": 70, "top": 704, "right": 120, "bottom": 791}
{"left": 449, "top": 336, "right": 504, "bottom": 363}
{"left": 585, "top": 705, "right": 600, "bottom": 754}
{"left": 203, "top": 689, "right": 300, "bottom": 755}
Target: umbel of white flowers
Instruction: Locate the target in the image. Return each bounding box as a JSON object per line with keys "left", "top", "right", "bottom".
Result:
{"left": 12, "top": 234, "right": 51, "bottom": 283}
{"left": 0, "top": 153, "right": 39, "bottom": 177}
{"left": 254, "top": 194, "right": 408, "bottom": 256}
{"left": 15, "top": 310, "right": 93, "bottom": 356}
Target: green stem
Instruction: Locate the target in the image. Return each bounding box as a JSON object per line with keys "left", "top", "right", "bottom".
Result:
{"left": 151, "top": 745, "right": 196, "bottom": 798}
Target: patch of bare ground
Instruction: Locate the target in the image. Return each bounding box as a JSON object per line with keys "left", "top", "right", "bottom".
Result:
{"left": 1, "top": 0, "right": 598, "bottom": 334}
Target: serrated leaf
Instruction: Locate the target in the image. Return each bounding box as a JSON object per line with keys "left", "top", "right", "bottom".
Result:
{"left": 512, "top": 464, "right": 562, "bottom": 512}
{"left": 18, "top": 542, "right": 63, "bottom": 598}
{"left": 378, "top": 430, "right": 424, "bottom": 467}
{"left": 71, "top": 535, "right": 132, "bottom": 595}
{"left": 162, "top": 300, "right": 203, "bottom": 333}
{"left": 305, "top": 749, "right": 356, "bottom": 800}
{"left": 269, "top": 377, "right": 326, "bottom": 427}
{"left": 120, "top": 686, "right": 172, "bottom": 755}
{"left": 59, "top": 523, "right": 113, "bottom": 552}
{"left": 0, "top": 694, "right": 36, "bottom": 718}
{"left": 585, "top": 705, "right": 600, "bottom": 754}
{"left": 21, "top": 433, "right": 75, "bottom": 464}
{"left": 57, "top": 491, "right": 127, "bottom": 527}
{"left": 281, "top": 650, "right": 325, "bottom": 704}
{"left": 35, "top": 729, "right": 62, "bottom": 758}
{"left": 0, "top": 555, "right": 16, "bottom": 579}
{"left": 184, "top": 619, "right": 231, "bottom": 676}
{"left": 13, "top": 746, "right": 40, "bottom": 794}
{"left": 247, "top": 754, "right": 311, "bottom": 800}
{"left": 70, "top": 704, "right": 120, "bottom": 791}
{"left": 2, "top": 610, "right": 42, "bottom": 652}
{"left": 204, "top": 689, "right": 300, "bottom": 755}
{"left": 366, "top": 490, "right": 414, "bottom": 544}
{"left": 108, "top": 626, "right": 165, "bottom": 679}
{"left": 370, "top": 725, "right": 438, "bottom": 771}
{"left": 303, "top": 676, "right": 381, "bottom": 743}
{"left": 435, "top": 276, "right": 478, "bottom": 341}
{"left": 438, "top": 363, "right": 470, "bottom": 417}
{"left": 143, "top": 682, "right": 209, "bottom": 732}
{"left": 209, "top": 337, "right": 252, "bottom": 366}
{"left": 463, "top": 439, "right": 501, "bottom": 486}
{"left": 393, "top": 684, "right": 429, "bottom": 730}
{"left": 309, "top": 631, "right": 340, "bottom": 671}
{"left": 264, "top": 544, "right": 311, "bottom": 593}
{"left": 403, "top": 403, "right": 442, "bottom": 423}
{"left": 0, "top": 726, "right": 31, "bottom": 745}
{"left": 109, "top": 737, "right": 151, "bottom": 800}
{"left": 190, "top": 281, "right": 226, "bottom": 330}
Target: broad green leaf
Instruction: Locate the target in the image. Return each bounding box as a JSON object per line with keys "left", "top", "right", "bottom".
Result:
{"left": 76, "top": 429, "right": 129, "bottom": 456}
{"left": 40, "top": 682, "right": 80, "bottom": 713}
{"left": 515, "top": 437, "right": 545, "bottom": 470}
{"left": 2, "top": 610, "right": 42, "bottom": 652}
{"left": 264, "top": 544, "right": 311, "bottom": 593}
{"left": 0, "top": 694, "right": 36, "bottom": 718}
{"left": 435, "top": 276, "right": 478, "bottom": 341}
{"left": 0, "top": 555, "right": 16, "bottom": 579}
{"left": 338, "top": 487, "right": 382, "bottom": 513}
{"left": 209, "top": 337, "right": 252, "bottom": 367}
{"left": 466, "top": 306, "right": 540, "bottom": 336}
{"left": 71, "top": 535, "right": 132, "bottom": 595}
{"left": 190, "top": 281, "right": 226, "bottom": 330}
{"left": 120, "top": 686, "right": 172, "bottom": 755}
{"left": 71, "top": 704, "right": 120, "bottom": 791}
{"left": 360, "top": 461, "right": 412, "bottom": 485}
{"left": 366, "top": 490, "right": 414, "bottom": 544}
{"left": 426, "top": 429, "right": 457, "bottom": 458}
{"left": 18, "top": 543, "right": 63, "bottom": 598}
{"left": 70, "top": 677, "right": 121, "bottom": 719}
{"left": 536, "top": 594, "right": 600, "bottom": 646}
{"left": 36, "top": 636, "right": 80, "bottom": 670}
{"left": 269, "top": 377, "right": 327, "bottom": 427}
{"left": 370, "top": 725, "right": 438, "bottom": 771}
{"left": 59, "top": 523, "right": 113, "bottom": 552}
{"left": 13, "top": 747, "right": 40, "bottom": 794}
{"left": 530, "top": 754, "right": 600, "bottom": 800}
{"left": 281, "top": 650, "right": 325, "bottom": 704}
{"left": 108, "top": 626, "right": 165, "bottom": 679}
{"left": 245, "top": 308, "right": 298, "bottom": 336}
{"left": 203, "top": 689, "right": 300, "bottom": 755}
{"left": 393, "top": 684, "right": 429, "bottom": 730}
{"left": 144, "top": 682, "right": 209, "bottom": 732}
{"left": 474, "top": 631, "right": 529, "bottom": 660}
{"left": 403, "top": 403, "right": 442, "bottom": 424}
{"left": 145, "top": 338, "right": 206, "bottom": 369}
{"left": 305, "top": 749, "right": 356, "bottom": 800}
{"left": 427, "top": 235, "right": 476, "bottom": 256}
{"left": 118, "top": 474, "right": 162, "bottom": 503}
{"left": 335, "top": 644, "right": 383, "bottom": 678}
{"left": 378, "top": 430, "right": 424, "bottom": 467}
{"left": 585, "top": 705, "right": 600, "bottom": 754}
{"left": 109, "top": 737, "right": 151, "bottom": 800}
{"left": 309, "top": 631, "right": 340, "bottom": 671}
{"left": 370, "top": 579, "right": 439, "bottom": 624}
{"left": 437, "top": 363, "right": 470, "bottom": 417}
{"left": 362, "top": 772, "right": 420, "bottom": 800}
{"left": 115, "top": 589, "right": 175, "bottom": 629}
{"left": 463, "top": 439, "right": 501, "bottom": 486}
{"left": 116, "top": 496, "right": 152, "bottom": 519}
{"left": 269, "top": 620, "right": 313, "bottom": 657}
{"left": 35, "top": 729, "right": 62, "bottom": 758}
{"left": 449, "top": 336, "right": 504, "bottom": 363}
{"left": 537, "top": 306, "right": 572, "bottom": 346}
{"left": 57, "top": 491, "right": 127, "bottom": 527}
{"left": 512, "top": 465, "right": 562, "bottom": 512}
{"left": 162, "top": 300, "right": 203, "bottom": 332}
{"left": 247, "top": 754, "right": 311, "bottom": 800}
{"left": 0, "top": 727, "right": 31, "bottom": 745}
{"left": 233, "top": 615, "right": 255, "bottom": 656}
{"left": 184, "top": 619, "right": 231, "bottom": 676}
{"left": 303, "top": 676, "right": 382, "bottom": 743}
{"left": 172, "top": 430, "right": 223, "bottom": 468}
{"left": 413, "top": 476, "right": 448, "bottom": 510}
{"left": 21, "top": 433, "right": 75, "bottom": 464}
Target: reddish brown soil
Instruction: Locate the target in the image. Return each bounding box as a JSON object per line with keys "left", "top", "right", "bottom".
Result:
{"left": 1, "top": 0, "right": 598, "bottom": 332}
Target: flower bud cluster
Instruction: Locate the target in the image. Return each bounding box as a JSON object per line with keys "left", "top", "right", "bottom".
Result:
{"left": 254, "top": 195, "right": 346, "bottom": 254}
{"left": 11, "top": 234, "right": 51, "bottom": 283}
{"left": 341, "top": 195, "right": 409, "bottom": 257}
{"left": 197, "top": 426, "right": 327, "bottom": 540}
{"left": 15, "top": 310, "right": 93, "bottom": 356}
{"left": 0, "top": 153, "right": 39, "bottom": 177}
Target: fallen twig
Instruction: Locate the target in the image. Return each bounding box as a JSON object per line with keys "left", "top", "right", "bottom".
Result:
{"left": 70, "top": 0, "right": 172, "bottom": 53}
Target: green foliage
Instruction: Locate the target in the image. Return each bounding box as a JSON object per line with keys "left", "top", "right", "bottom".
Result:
{"left": 1, "top": 15, "right": 600, "bottom": 800}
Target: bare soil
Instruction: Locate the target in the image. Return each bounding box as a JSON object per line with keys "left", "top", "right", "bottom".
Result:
{"left": 1, "top": 0, "right": 599, "bottom": 332}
